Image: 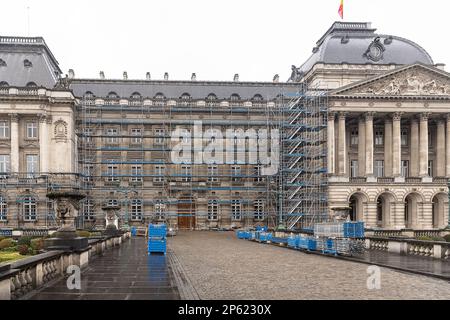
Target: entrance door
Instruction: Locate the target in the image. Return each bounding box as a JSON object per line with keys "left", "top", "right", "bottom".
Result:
{"left": 177, "top": 196, "right": 196, "bottom": 230}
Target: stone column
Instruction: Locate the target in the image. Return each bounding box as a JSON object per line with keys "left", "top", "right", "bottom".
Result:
{"left": 446, "top": 115, "right": 450, "bottom": 177}
{"left": 419, "top": 113, "right": 430, "bottom": 177}
{"left": 436, "top": 119, "right": 446, "bottom": 177}
{"left": 365, "top": 112, "right": 374, "bottom": 177}
{"left": 410, "top": 117, "right": 419, "bottom": 177}
{"left": 358, "top": 117, "right": 366, "bottom": 176}
{"left": 327, "top": 113, "right": 336, "bottom": 175}
{"left": 392, "top": 112, "right": 402, "bottom": 177}
{"left": 384, "top": 118, "right": 393, "bottom": 177}
{"left": 9, "top": 114, "right": 19, "bottom": 173}
{"left": 338, "top": 112, "right": 347, "bottom": 176}
{"left": 39, "top": 114, "right": 49, "bottom": 175}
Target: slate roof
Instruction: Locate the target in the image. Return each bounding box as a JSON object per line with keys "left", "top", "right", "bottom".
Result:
{"left": 298, "top": 22, "right": 434, "bottom": 75}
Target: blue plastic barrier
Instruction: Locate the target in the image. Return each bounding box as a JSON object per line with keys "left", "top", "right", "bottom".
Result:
{"left": 343, "top": 222, "right": 365, "bottom": 238}
{"left": 148, "top": 224, "right": 167, "bottom": 254}
{"left": 148, "top": 238, "right": 166, "bottom": 254}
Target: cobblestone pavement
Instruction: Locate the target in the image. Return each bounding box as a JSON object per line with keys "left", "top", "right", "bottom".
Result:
{"left": 168, "top": 231, "right": 450, "bottom": 300}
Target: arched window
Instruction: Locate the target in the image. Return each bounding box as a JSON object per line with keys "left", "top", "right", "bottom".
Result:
{"left": 84, "top": 91, "right": 95, "bottom": 98}
{"left": 83, "top": 91, "right": 95, "bottom": 105}
{"left": 252, "top": 94, "right": 264, "bottom": 107}
{"left": 0, "top": 81, "right": 8, "bottom": 87}
{"left": 23, "top": 196, "right": 37, "bottom": 221}
{"left": 154, "top": 93, "right": 166, "bottom": 107}
{"left": 0, "top": 196, "right": 7, "bottom": 221}
{"left": 26, "top": 82, "right": 37, "bottom": 87}
{"left": 106, "top": 92, "right": 119, "bottom": 105}
{"left": 0, "top": 59, "right": 6, "bottom": 67}
{"left": 130, "top": 199, "right": 143, "bottom": 221}
{"left": 208, "top": 200, "right": 219, "bottom": 221}
{"left": 130, "top": 92, "right": 142, "bottom": 106}
{"left": 180, "top": 93, "right": 192, "bottom": 107}
{"left": 23, "top": 59, "right": 33, "bottom": 68}
{"left": 83, "top": 198, "right": 95, "bottom": 221}
{"left": 206, "top": 93, "right": 218, "bottom": 107}
{"left": 230, "top": 94, "right": 241, "bottom": 107}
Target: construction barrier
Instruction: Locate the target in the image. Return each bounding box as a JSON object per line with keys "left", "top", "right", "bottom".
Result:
{"left": 148, "top": 224, "right": 167, "bottom": 254}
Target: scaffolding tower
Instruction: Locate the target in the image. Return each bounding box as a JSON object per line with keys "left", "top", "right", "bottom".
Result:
{"left": 275, "top": 82, "right": 328, "bottom": 231}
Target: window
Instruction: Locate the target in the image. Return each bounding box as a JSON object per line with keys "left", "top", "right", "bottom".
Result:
{"left": 155, "top": 200, "right": 166, "bottom": 219}
{"left": 254, "top": 165, "right": 264, "bottom": 182}
{"left": 23, "top": 196, "right": 36, "bottom": 221}
{"left": 208, "top": 165, "right": 218, "bottom": 182}
{"left": 83, "top": 165, "right": 94, "bottom": 183}
{"left": 154, "top": 93, "right": 166, "bottom": 106}
{"left": 131, "top": 128, "right": 142, "bottom": 144}
{"left": 0, "top": 196, "right": 7, "bottom": 221}
{"left": 350, "top": 128, "right": 358, "bottom": 146}
{"left": 131, "top": 199, "right": 143, "bottom": 221}
{"left": 106, "top": 164, "right": 119, "bottom": 182}
{"left": 83, "top": 199, "right": 94, "bottom": 221}
{"left": 27, "top": 122, "right": 38, "bottom": 139}
{"left": 401, "top": 128, "right": 408, "bottom": 146}
{"left": 0, "top": 155, "right": 10, "bottom": 175}
{"left": 231, "top": 165, "right": 241, "bottom": 182}
{"left": 252, "top": 94, "right": 264, "bottom": 107}
{"left": 83, "top": 128, "right": 93, "bottom": 144}
{"left": 154, "top": 164, "right": 165, "bottom": 182}
{"left": 131, "top": 164, "right": 142, "bottom": 182}
{"left": 231, "top": 199, "right": 242, "bottom": 220}
{"left": 0, "top": 81, "right": 8, "bottom": 87}
{"left": 401, "top": 160, "right": 409, "bottom": 178}
{"left": 254, "top": 199, "right": 265, "bottom": 220}
{"left": 206, "top": 94, "right": 218, "bottom": 107}
{"left": 374, "top": 160, "right": 384, "bottom": 178}
{"left": 154, "top": 129, "right": 165, "bottom": 145}
{"left": 208, "top": 200, "right": 219, "bottom": 221}
{"left": 23, "top": 59, "right": 33, "bottom": 68}
{"left": 26, "top": 155, "right": 38, "bottom": 177}
{"left": 0, "top": 121, "right": 9, "bottom": 138}
{"left": 230, "top": 94, "right": 241, "bottom": 106}
{"left": 26, "top": 82, "right": 37, "bottom": 87}
{"left": 428, "top": 160, "right": 433, "bottom": 177}
{"left": 180, "top": 93, "right": 191, "bottom": 106}
{"left": 350, "top": 160, "right": 359, "bottom": 178}
{"left": 181, "top": 165, "right": 191, "bottom": 182}
{"left": 106, "top": 128, "right": 119, "bottom": 144}
{"left": 375, "top": 128, "right": 384, "bottom": 146}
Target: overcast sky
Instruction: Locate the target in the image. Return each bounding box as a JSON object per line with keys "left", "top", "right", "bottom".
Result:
{"left": 1, "top": 0, "right": 449, "bottom": 81}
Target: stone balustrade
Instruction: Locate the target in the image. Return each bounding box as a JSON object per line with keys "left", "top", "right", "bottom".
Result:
{"left": 366, "top": 237, "right": 450, "bottom": 260}
{"left": 0, "top": 232, "right": 130, "bottom": 300}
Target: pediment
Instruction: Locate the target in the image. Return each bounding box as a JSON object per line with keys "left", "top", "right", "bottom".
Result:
{"left": 332, "top": 64, "right": 450, "bottom": 97}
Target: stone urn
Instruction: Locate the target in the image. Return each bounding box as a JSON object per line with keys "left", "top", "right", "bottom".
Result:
{"left": 331, "top": 207, "right": 352, "bottom": 222}
{"left": 102, "top": 204, "right": 121, "bottom": 236}
{"left": 44, "top": 191, "right": 88, "bottom": 251}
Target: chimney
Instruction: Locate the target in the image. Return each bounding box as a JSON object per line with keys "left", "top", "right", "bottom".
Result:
{"left": 191, "top": 73, "right": 197, "bottom": 81}
{"left": 233, "top": 74, "right": 239, "bottom": 82}
{"left": 435, "top": 63, "right": 446, "bottom": 71}
{"left": 146, "top": 72, "right": 151, "bottom": 80}
{"left": 68, "top": 69, "right": 75, "bottom": 79}
{"left": 123, "top": 71, "right": 128, "bottom": 80}
{"left": 164, "top": 72, "right": 169, "bottom": 81}
{"left": 99, "top": 71, "right": 105, "bottom": 79}
{"left": 273, "top": 74, "right": 279, "bottom": 83}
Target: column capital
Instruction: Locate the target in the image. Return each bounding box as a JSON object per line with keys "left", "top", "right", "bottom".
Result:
{"left": 8, "top": 113, "right": 19, "bottom": 122}
{"left": 338, "top": 112, "right": 347, "bottom": 120}
{"left": 392, "top": 112, "right": 403, "bottom": 121}
{"left": 365, "top": 112, "right": 375, "bottom": 121}
{"left": 327, "top": 112, "right": 336, "bottom": 121}
{"left": 38, "top": 113, "right": 48, "bottom": 123}
{"left": 420, "top": 112, "right": 431, "bottom": 121}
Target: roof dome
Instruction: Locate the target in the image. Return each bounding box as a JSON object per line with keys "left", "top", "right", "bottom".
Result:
{"left": 297, "top": 22, "right": 434, "bottom": 75}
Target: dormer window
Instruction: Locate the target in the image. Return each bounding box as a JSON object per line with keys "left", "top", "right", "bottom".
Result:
{"left": 131, "top": 92, "right": 142, "bottom": 100}
{"left": 0, "top": 81, "right": 8, "bottom": 87}
{"left": 26, "top": 82, "right": 37, "bottom": 87}
{"left": 24, "top": 59, "right": 32, "bottom": 68}
{"left": 84, "top": 91, "right": 95, "bottom": 99}
{"left": 107, "top": 92, "right": 119, "bottom": 99}
{"left": 0, "top": 59, "right": 6, "bottom": 67}
{"left": 154, "top": 93, "right": 166, "bottom": 107}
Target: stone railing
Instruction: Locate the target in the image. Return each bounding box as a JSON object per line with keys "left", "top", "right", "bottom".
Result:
{"left": 0, "top": 232, "right": 130, "bottom": 300}
{"left": 366, "top": 237, "right": 450, "bottom": 260}
{"left": 372, "top": 230, "right": 404, "bottom": 238}
{"left": 414, "top": 230, "right": 443, "bottom": 238}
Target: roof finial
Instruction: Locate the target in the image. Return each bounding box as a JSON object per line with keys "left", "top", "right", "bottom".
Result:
{"left": 164, "top": 72, "right": 169, "bottom": 81}
{"left": 99, "top": 71, "right": 105, "bottom": 79}
{"left": 146, "top": 72, "right": 151, "bottom": 80}
{"left": 191, "top": 73, "right": 197, "bottom": 81}
{"left": 68, "top": 69, "right": 75, "bottom": 79}
{"left": 123, "top": 71, "right": 128, "bottom": 80}
{"left": 233, "top": 73, "right": 239, "bottom": 82}
{"left": 273, "top": 74, "right": 279, "bottom": 83}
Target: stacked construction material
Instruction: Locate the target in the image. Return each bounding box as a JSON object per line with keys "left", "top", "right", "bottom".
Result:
{"left": 236, "top": 230, "right": 252, "bottom": 240}
{"left": 148, "top": 224, "right": 167, "bottom": 254}
{"left": 314, "top": 222, "right": 365, "bottom": 239}
{"left": 256, "top": 231, "right": 273, "bottom": 242}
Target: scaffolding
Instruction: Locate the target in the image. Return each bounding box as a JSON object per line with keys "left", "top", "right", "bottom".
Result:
{"left": 77, "top": 93, "right": 276, "bottom": 230}
{"left": 273, "top": 82, "right": 328, "bottom": 231}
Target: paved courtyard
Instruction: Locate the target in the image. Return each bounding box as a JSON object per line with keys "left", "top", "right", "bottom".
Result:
{"left": 168, "top": 231, "right": 450, "bottom": 300}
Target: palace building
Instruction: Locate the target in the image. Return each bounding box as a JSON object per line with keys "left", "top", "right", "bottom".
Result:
{"left": 0, "top": 21, "right": 449, "bottom": 233}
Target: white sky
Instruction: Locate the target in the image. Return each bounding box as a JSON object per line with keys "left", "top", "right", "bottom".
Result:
{"left": 1, "top": 0, "right": 449, "bottom": 81}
